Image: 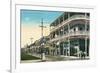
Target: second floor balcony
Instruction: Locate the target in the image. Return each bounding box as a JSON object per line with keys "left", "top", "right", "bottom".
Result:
{"left": 49, "top": 31, "right": 89, "bottom": 42}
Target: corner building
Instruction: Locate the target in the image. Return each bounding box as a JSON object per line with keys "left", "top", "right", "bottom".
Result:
{"left": 49, "top": 12, "right": 90, "bottom": 57}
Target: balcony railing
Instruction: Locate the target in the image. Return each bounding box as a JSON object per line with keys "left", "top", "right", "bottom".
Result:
{"left": 69, "top": 15, "right": 89, "bottom": 20}
{"left": 68, "top": 31, "right": 89, "bottom": 36}
{"left": 50, "top": 15, "right": 89, "bottom": 32}
{"left": 49, "top": 31, "right": 89, "bottom": 42}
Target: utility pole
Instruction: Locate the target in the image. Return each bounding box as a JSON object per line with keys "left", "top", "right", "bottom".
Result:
{"left": 39, "top": 18, "right": 46, "bottom": 37}
{"left": 39, "top": 18, "right": 46, "bottom": 61}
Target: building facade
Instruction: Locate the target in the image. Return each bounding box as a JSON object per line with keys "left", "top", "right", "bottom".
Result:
{"left": 49, "top": 12, "right": 90, "bottom": 58}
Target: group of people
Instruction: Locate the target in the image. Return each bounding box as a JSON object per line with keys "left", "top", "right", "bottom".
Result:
{"left": 79, "top": 51, "right": 86, "bottom": 59}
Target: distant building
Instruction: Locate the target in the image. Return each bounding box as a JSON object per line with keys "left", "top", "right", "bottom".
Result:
{"left": 27, "top": 36, "right": 50, "bottom": 55}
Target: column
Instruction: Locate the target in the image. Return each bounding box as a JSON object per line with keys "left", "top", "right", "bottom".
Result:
{"left": 63, "top": 42, "right": 65, "bottom": 55}
{"left": 54, "top": 42, "right": 56, "bottom": 56}
{"left": 55, "top": 42, "right": 57, "bottom": 56}
{"left": 85, "top": 37, "right": 87, "bottom": 56}
{"left": 68, "top": 12, "right": 70, "bottom": 35}
{"left": 77, "top": 40, "right": 80, "bottom": 57}
{"left": 65, "top": 41, "right": 68, "bottom": 56}
{"left": 49, "top": 49, "right": 51, "bottom": 56}
{"left": 85, "top": 13, "right": 87, "bottom": 57}
{"left": 63, "top": 26, "right": 64, "bottom": 35}
{"left": 63, "top": 13, "right": 65, "bottom": 22}
{"left": 68, "top": 12, "right": 70, "bottom": 56}
{"left": 58, "top": 41, "right": 60, "bottom": 55}
{"left": 68, "top": 39, "right": 70, "bottom": 56}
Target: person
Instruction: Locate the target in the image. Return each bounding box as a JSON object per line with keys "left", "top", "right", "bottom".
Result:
{"left": 81, "top": 51, "right": 86, "bottom": 59}
{"left": 80, "top": 51, "right": 83, "bottom": 59}
{"left": 79, "top": 51, "right": 82, "bottom": 59}
{"left": 83, "top": 52, "right": 86, "bottom": 59}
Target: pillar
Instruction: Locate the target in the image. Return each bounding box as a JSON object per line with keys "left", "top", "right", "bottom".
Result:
{"left": 63, "top": 42, "right": 65, "bottom": 55}
{"left": 85, "top": 13, "right": 87, "bottom": 57}
{"left": 68, "top": 39, "right": 70, "bottom": 56}
{"left": 63, "top": 13, "right": 65, "bottom": 22}
{"left": 68, "top": 12, "right": 70, "bottom": 56}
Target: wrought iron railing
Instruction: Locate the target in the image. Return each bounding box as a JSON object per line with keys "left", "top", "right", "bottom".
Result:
{"left": 50, "top": 15, "right": 89, "bottom": 32}
{"left": 49, "top": 31, "right": 89, "bottom": 42}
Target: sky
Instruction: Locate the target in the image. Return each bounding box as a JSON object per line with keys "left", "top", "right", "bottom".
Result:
{"left": 21, "top": 9, "right": 63, "bottom": 26}
{"left": 21, "top": 9, "right": 63, "bottom": 47}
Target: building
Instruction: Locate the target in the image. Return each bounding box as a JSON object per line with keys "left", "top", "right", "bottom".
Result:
{"left": 27, "top": 36, "right": 50, "bottom": 55}
{"left": 49, "top": 12, "right": 90, "bottom": 58}
{"left": 24, "top": 12, "right": 90, "bottom": 59}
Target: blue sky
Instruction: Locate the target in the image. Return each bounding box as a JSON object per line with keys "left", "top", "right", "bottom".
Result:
{"left": 20, "top": 9, "right": 63, "bottom": 26}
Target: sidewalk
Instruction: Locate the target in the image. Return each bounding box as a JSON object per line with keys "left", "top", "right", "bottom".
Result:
{"left": 45, "top": 55, "right": 89, "bottom": 61}
{"left": 30, "top": 53, "right": 90, "bottom": 61}
{"left": 22, "top": 53, "right": 90, "bottom": 63}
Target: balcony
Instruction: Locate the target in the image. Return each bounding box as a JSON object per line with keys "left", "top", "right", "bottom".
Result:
{"left": 50, "top": 15, "right": 89, "bottom": 32}
{"left": 68, "top": 31, "right": 89, "bottom": 37}
{"left": 49, "top": 31, "right": 89, "bottom": 42}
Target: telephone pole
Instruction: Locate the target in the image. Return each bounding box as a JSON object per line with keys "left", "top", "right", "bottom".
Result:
{"left": 39, "top": 18, "right": 46, "bottom": 61}
{"left": 39, "top": 18, "right": 46, "bottom": 37}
